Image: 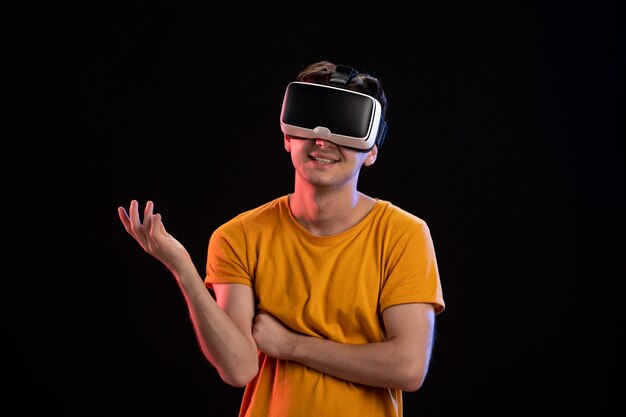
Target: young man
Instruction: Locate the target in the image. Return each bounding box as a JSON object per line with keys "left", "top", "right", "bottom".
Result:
{"left": 118, "top": 60, "right": 445, "bottom": 417}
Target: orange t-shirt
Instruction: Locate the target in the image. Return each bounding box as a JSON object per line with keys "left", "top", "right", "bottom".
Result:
{"left": 205, "top": 195, "right": 445, "bottom": 417}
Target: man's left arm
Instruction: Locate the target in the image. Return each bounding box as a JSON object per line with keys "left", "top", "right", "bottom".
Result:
{"left": 252, "top": 302, "right": 435, "bottom": 391}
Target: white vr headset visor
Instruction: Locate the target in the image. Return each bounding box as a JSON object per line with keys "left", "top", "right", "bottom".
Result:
{"left": 280, "top": 82, "right": 387, "bottom": 151}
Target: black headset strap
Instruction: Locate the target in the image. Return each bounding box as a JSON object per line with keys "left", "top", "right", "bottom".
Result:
{"left": 376, "top": 121, "right": 388, "bottom": 148}
{"left": 329, "top": 65, "right": 358, "bottom": 87}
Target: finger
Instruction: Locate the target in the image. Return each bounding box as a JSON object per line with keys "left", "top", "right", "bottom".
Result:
{"left": 119, "top": 201, "right": 148, "bottom": 248}
{"left": 255, "top": 311, "right": 270, "bottom": 323}
{"left": 150, "top": 212, "right": 163, "bottom": 240}
{"left": 156, "top": 213, "right": 169, "bottom": 237}
{"left": 128, "top": 199, "right": 141, "bottom": 231}
{"left": 118, "top": 206, "right": 131, "bottom": 232}
{"left": 128, "top": 200, "right": 149, "bottom": 248}
{"left": 144, "top": 200, "right": 154, "bottom": 238}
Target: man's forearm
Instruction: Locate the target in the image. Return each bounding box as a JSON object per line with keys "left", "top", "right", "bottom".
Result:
{"left": 284, "top": 333, "right": 430, "bottom": 392}
{"left": 174, "top": 267, "right": 258, "bottom": 387}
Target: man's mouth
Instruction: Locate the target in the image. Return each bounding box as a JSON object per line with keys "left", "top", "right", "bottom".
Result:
{"left": 311, "top": 157, "right": 337, "bottom": 164}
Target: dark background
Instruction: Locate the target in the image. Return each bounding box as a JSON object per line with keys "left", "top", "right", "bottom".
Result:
{"left": 11, "top": 1, "right": 623, "bottom": 416}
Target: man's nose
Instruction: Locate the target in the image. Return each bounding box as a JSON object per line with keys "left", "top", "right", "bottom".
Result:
{"left": 315, "top": 138, "right": 337, "bottom": 148}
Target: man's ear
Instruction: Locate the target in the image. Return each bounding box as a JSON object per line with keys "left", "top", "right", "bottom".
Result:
{"left": 364, "top": 145, "right": 378, "bottom": 166}
{"left": 284, "top": 134, "right": 292, "bottom": 152}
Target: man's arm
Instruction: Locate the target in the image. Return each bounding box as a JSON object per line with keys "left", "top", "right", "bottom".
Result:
{"left": 253, "top": 302, "right": 435, "bottom": 391}
{"left": 178, "top": 279, "right": 258, "bottom": 387}
{"left": 118, "top": 200, "right": 258, "bottom": 387}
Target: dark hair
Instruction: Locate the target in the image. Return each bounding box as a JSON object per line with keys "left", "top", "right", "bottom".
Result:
{"left": 296, "top": 60, "right": 388, "bottom": 120}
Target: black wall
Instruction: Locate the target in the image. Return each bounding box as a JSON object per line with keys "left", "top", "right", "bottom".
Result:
{"left": 12, "top": 1, "right": 623, "bottom": 416}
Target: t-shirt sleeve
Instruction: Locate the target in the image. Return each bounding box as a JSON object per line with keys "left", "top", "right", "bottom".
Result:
{"left": 378, "top": 217, "right": 445, "bottom": 315}
{"left": 204, "top": 218, "right": 253, "bottom": 289}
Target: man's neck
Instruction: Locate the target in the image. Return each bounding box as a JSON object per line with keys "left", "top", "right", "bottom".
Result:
{"left": 288, "top": 188, "right": 375, "bottom": 237}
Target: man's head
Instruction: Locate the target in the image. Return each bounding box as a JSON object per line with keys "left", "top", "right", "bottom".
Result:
{"left": 296, "top": 61, "right": 388, "bottom": 119}
{"left": 280, "top": 60, "right": 388, "bottom": 152}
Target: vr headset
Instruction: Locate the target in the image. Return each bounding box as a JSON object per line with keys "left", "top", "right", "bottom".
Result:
{"left": 280, "top": 65, "right": 388, "bottom": 152}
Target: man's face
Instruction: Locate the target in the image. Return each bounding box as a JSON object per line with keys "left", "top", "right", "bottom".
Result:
{"left": 284, "top": 135, "right": 377, "bottom": 189}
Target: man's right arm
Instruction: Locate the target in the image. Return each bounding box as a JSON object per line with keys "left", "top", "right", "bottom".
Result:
{"left": 118, "top": 200, "right": 258, "bottom": 387}
{"left": 175, "top": 272, "right": 259, "bottom": 387}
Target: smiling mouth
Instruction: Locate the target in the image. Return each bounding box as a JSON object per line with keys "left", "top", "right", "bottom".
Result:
{"left": 311, "top": 157, "right": 337, "bottom": 164}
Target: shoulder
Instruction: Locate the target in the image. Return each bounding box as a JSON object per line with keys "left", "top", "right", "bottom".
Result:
{"left": 375, "top": 199, "right": 429, "bottom": 228}
{"left": 212, "top": 195, "right": 288, "bottom": 238}
{"left": 234, "top": 195, "right": 286, "bottom": 220}
{"left": 372, "top": 199, "right": 435, "bottom": 245}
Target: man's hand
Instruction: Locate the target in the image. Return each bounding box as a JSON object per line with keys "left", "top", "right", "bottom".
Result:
{"left": 252, "top": 310, "right": 298, "bottom": 359}
{"left": 118, "top": 199, "right": 192, "bottom": 273}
